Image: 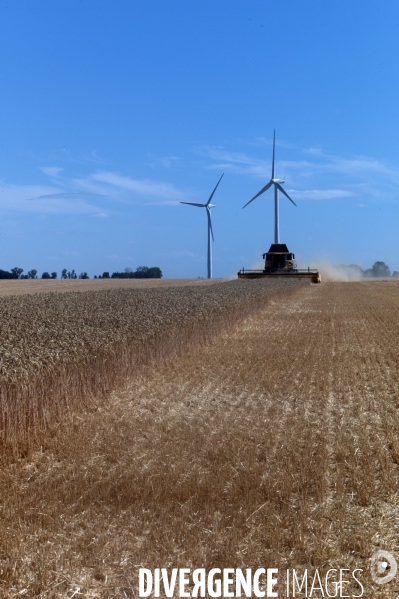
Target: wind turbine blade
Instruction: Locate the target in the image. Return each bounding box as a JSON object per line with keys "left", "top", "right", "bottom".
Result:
{"left": 242, "top": 180, "right": 273, "bottom": 208}
{"left": 275, "top": 183, "right": 297, "bottom": 207}
{"left": 271, "top": 129, "right": 276, "bottom": 179}
{"left": 206, "top": 173, "right": 224, "bottom": 206}
{"left": 180, "top": 202, "right": 206, "bottom": 207}
{"left": 207, "top": 208, "right": 214, "bottom": 241}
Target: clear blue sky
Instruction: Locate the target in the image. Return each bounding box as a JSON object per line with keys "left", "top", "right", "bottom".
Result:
{"left": 1, "top": 1, "right": 399, "bottom": 278}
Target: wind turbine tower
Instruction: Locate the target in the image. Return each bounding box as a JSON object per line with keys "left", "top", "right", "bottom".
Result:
{"left": 243, "top": 130, "right": 296, "bottom": 243}
{"left": 181, "top": 174, "right": 224, "bottom": 279}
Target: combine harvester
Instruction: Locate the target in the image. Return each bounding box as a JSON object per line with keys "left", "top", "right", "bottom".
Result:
{"left": 238, "top": 130, "right": 321, "bottom": 284}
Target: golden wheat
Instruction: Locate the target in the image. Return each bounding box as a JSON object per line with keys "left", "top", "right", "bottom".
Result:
{"left": 0, "top": 278, "right": 304, "bottom": 446}
{"left": 0, "top": 277, "right": 223, "bottom": 297}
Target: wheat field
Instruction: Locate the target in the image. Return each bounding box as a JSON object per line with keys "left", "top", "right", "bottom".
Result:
{"left": 1, "top": 280, "right": 399, "bottom": 597}
{"left": 0, "top": 278, "right": 223, "bottom": 297}
{"left": 0, "top": 278, "right": 301, "bottom": 447}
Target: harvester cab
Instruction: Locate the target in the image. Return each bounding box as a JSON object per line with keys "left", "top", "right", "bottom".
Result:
{"left": 263, "top": 244, "right": 296, "bottom": 272}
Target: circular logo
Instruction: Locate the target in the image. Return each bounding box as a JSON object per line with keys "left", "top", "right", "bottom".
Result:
{"left": 371, "top": 550, "right": 397, "bottom": 584}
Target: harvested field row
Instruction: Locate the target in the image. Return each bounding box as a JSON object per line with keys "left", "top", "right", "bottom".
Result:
{"left": 0, "top": 278, "right": 224, "bottom": 297}
{"left": 0, "top": 278, "right": 305, "bottom": 446}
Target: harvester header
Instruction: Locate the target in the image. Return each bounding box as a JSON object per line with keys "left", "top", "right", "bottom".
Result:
{"left": 238, "top": 243, "right": 321, "bottom": 283}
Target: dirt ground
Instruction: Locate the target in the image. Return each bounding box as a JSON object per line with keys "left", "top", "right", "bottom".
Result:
{"left": 0, "top": 277, "right": 223, "bottom": 296}
{"left": 2, "top": 280, "right": 399, "bottom": 597}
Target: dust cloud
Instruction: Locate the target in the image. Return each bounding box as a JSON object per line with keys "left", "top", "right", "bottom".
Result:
{"left": 312, "top": 262, "right": 364, "bottom": 282}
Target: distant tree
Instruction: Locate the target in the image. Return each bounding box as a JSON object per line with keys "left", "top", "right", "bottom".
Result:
{"left": 94, "top": 275, "right": 98, "bottom": 279}
{"left": 79, "top": 272, "right": 89, "bottom": 279}
{"left": 364, "top": 261, "right": 391, "bottom": 278}
{"left": 135, "top": 266, "right": 162, "bottom": 279}
{"left": 392, "top": 271, "right": 399, "bottom": 278}
{"left": 102, "top": 271, "right": 110, "bottom": 278}
{"left": 11, "top": 267, "right": 23, "bottom": 279}
{"left": 20, "top": 274, "right": 28, "bottom": 279}
{"left": 135, "top": 266, "right": 150, "bottom": 278}
{"left": 0, "top": 269, "right": 14, "bottom": 279}
{"left": 51, "top": 272, "right": 57, "bottom": 279}
{"left": 125, "top": 267, "right": 133, "bottom": 273}
{"left": 61, "top": 269, "right": 68, "bottom": 279}
{"left": 374, "top": 261, "right": 391, "bottom": 277}
{"left": 111, "top": 266, "right": 162, "bottom": 279}
{"left": 27, "top": 269, "right": 38, "bottom": 279}
{"left": 69, "top": 269, "right": 77, "bottom": 279}
{"left": 111, "top": 271, "right": 133, "bottom": 278}
{"left": 147, "top": 266, "right": 162, "bottom": 278}
{"left": 41, "top": 272, "right": 51, "bottom": 279}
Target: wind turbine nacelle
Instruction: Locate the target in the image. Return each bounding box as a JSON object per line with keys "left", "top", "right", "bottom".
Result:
{"left": 272, "top": 178, "right": 285, "bottom": 184}
{"left": 207, "top": 203, "right": 215, "bottom": 209}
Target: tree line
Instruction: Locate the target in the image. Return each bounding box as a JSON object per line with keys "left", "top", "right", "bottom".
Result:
{"left": 97, "top": 266, "right": 162, "bottom": 279}
{"left": 340, "top": 261, "right": 399, "bottom": 278}
{"left": 0, "top": 266, "right": 162, "bottom": 280}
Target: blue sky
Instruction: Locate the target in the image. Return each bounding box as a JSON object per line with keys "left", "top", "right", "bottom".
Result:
{"left": 1, "top": 1, "right": 399, "bottom": 278}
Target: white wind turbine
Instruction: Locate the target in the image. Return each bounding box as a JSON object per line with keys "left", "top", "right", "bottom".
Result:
{"left": 181, "top": 173, "right": 224, "bottom": 279}
{"left": 243, "top": 130, "right": 296, "bottom": 243}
